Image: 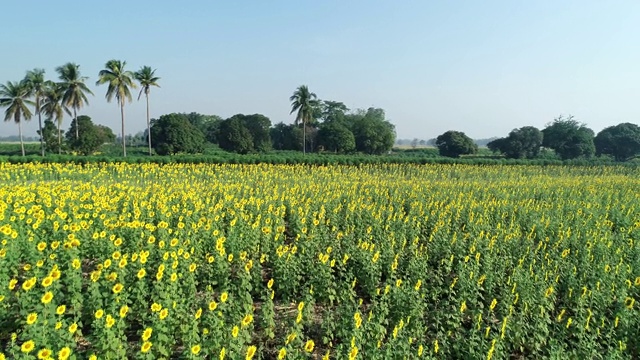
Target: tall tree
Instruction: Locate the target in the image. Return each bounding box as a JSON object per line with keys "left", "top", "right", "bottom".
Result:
{"left": 542, "top": 115, "right": 595, "bottom": 160}
{"left": 41, "top": 83, "right": 70, "bottom": 154}
{"left": 97, "top": 60, "right": 137, "bottom": 157}
{"left": 289, "top": 85, "right": 319, "bottom": 154}
{"left": 24, "top": 69, "right": 47, "bottom": 156}
{"left": 65, "top": 115, "right": 114, "bottom": 155}
{"left": 0, "top": 81, "right": 34, "bottom": 156}
{"left": 319, "top": 100, "right": 349, "bottom": 123}
{"left": 487, "top": 126, "right": 543, "bottom": 159}
{"left": 150, "top": 113, "right": 205, "bottom": 155}
{"left": 594, "top": 123, "right": 640, "bottom": 161}
{"left": 435, "top": 130, "right": 478, "bottom": 158}
{"left": 56, "top": 63, "right": 93, "bottom": 139}
{"left": 349, "top": 108, "right": 396, "bottom": 154}
{"left": 134, "top": 66, "right": 160, "bottom": 155}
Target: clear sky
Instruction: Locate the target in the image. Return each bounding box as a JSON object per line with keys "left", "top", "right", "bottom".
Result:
{"left": 1, "top": 0, "right": 639, "bottom": 140}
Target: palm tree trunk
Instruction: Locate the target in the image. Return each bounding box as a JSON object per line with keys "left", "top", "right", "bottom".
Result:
{"left": 121, "top": 100, "right": 127, "bottom": 157}
{"left": 57, "top": 122, "right": 62, "bottom": 154}
{"left": 146, "top": 93, "right": 152, "bottom": 156}
{"left": 18, "top": 119, "right": 25, "bottom": 157}
{"left": 303, "top": 119, "right": 306, "bottom": 155}
{"left": 74, "top": 108, "right": 78, "bottom": 139}
{"left": 36, "top": 97, "right": 44, "bottom": 156}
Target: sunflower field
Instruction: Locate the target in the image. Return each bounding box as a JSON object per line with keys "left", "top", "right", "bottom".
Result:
{"left": 0, "top": 162, "right": 639, "bottom": 359}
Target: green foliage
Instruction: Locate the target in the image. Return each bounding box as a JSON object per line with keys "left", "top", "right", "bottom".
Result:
{"left": 1, "top": 163, "right": 640, "bottom": 358}
{"left": 270, "top": 123, "right": 303, "bottom": 151}
{"left": 185, "top": 112, "right": 223, "bottom": 136}
{"left": 317, "top": 122, "right": 355, "bottom": 153}
{"left": 24, "top": 68, "right": 48, "bottom": 156}
{"left": 290, "top": 85, "right": 320, "bottom": 153}
{"left": 37, "top": 119, "right": 62, "bottom": 153}
{"left": 487, "top": 126, "right": 543, "bottom": 159}
{"left": 216, "top": 117, "right": 255, "bottom": 154}
{"left": 0, "top": 80, "right": 35, "bottom": 156}
{"left": 96, "top": 59, "right": 137, "bottom": 156}
{"left": 134, "top": 66, "right": 160, "bottom": 101}
{"left": 215, "top": 114, "right": 272, "bottom": 153}
{"left": 56, "top": 62, "right": 93, "bottom": 139}
{"left": 350, "top": 108, "right": 396, "bottom": 154}
{"left": 435, "top": 130, "right": 478, "bottom": 158}
{"left": 236, "top": 114, "right": 273, "bottom": 152}
{"left": 594, "top": 123, "right": 640, "bottom": 161}
{"left": 0, "top": 80, "right": 34, "bottom": 123}
{"left": 319, "top": 100, "right": 349, "bottom": 123}
{"left": 150, "top": 113, "right": 206, "bottom": 155}
{"left": 96, "top": 124, "right": 117, "bottom": 144}
{"left": 542, "top": 115, "right": 595, "bottom": 160}
{"left": 65, "top": 115, "right": 114, "bottom": 155}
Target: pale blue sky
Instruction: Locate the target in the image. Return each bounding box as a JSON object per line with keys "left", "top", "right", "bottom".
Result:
{"left": 2, "top": 0, "right": 639, "bottom": 139}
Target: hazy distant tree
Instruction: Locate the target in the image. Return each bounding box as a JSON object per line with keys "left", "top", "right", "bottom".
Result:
{"left": 150, "top": 113, "right": 205, "bottom": 155}
{"left": 411, "top": 138, "right": 419, "bottom": 149}
{"left": 542, "top": 115, "right": 595, "bottom": 160}
{"left": 0, "top": 81, "right": 34, "bottom": 156}
{"left": 270, "top": 123, "right": 303, "bottom": 151}
{"left": 134, "top": 66, "right": 160, "bottom": 155}
{"left": 237, "top": 114, "right": 272, "bottom": 152}
{"left": 319, "top": 100, "right": 349, "bottom": 123}
{"left": 435, "top": 130, "right": 477, "bottom": 158}
{"left": 594, "top": 122, "right": 640, "bottom": 161}
{"left": 317, "top": 122, "right": 355, "bottom": 153}
{"left": 97, "top": 59, "right": 137, "bottom": 156}
{"left": 217, "top": 117, "right": 254, "bottom": 154}
{"left": 350, "top": 108, "right": 396, "bottom": 154}
{"left": 487, "top": 126, "right": 543, "bottom": 159}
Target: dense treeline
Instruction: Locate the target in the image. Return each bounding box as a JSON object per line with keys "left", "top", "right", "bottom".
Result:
{"left": 2, "top": 63, "right": 640, "bottom": 162}
{"left": 438, "top": 115, "right": 640, "bottom": 161}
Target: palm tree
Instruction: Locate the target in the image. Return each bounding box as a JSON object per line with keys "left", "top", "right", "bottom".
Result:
{"left": 0, "top": 81, "right": 34, "bottom": 156}
{"left": 289, "top": 85, "right": 319, "bottom": 154}
{"left": 41, "top": 83, "right": 70, "bottom": 153}
{"left": 24, "top": 69, "right": 47, "bottom": 156}
{"left": 134, "top": 66, "right": 160, "bottom": 155}
{"left": 56, "top": 62, "right": 93, "bottom": 139}
{"left": 97, "top": 60, "right": 136, "bottom": 157}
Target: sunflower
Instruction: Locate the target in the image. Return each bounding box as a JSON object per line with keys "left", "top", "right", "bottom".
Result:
{"left": 142, "top": 327, "right": 153, "bottom": 341}
{"left": 245, "top": 345, "right": 257, "bottom": 360}
{"left": 58, "top": 347, "right": 71, "bottom": 360}
{"left": 41, "top": 277, "right": 53, "bottom": 288}
{"left": 26, "top": 313, "right": 38, "bottom": 325}
{"left": 112, "top": 283, "right": 124, "bottom": 294}
{"left": 159, "top": 309, "right": 169, "bottom": 320}
{"left": 41, "top": 291, "right": 54, "bottom": 304}
{"left": 21, "top": 340, "right": 35, "bottom": 353}
{"left": 349, "top": 346, "right": 358, "bottom": 360}
{"left": 191, "top": 344, "right": 201, "bottom": 355}
{"left": 241, "top": 314, "right": 253, "bottom": 327}
{"left": 304, "top": 340, "right": 315, "bottom": 353}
